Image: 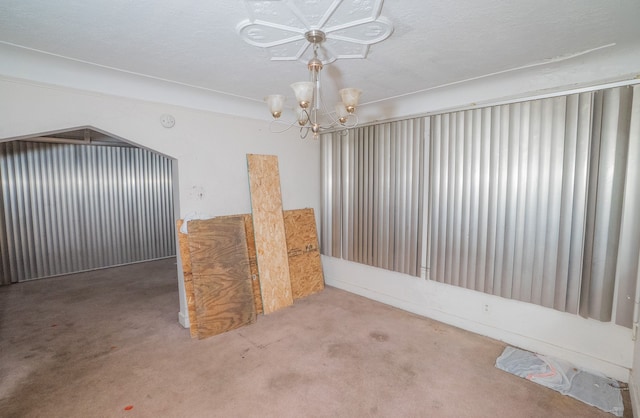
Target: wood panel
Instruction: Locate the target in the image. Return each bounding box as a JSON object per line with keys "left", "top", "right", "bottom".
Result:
{"left": 176, "top": 219, "right": 198, "bottom": 338}
{"left": 283, "top": 208, "right": 325, "bottom": 299}
{"left": 187, "top": 217, "right": 256, "bottom": 339}
{"left": 246, "top": 154, "right": 293, "bottom": 314}
{"left": 217, "top": 213, "right": 263, "bottom": 314}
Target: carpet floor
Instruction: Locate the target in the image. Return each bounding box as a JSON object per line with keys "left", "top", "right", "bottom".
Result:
{"left": 0, "top": 258, "right": 632, "bottom": 417}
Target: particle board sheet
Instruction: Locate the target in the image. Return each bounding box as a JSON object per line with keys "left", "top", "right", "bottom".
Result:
{"left": 187, "top": 216, "right": 256, "bottom": 339}
{"left": 283, "top": 208, "right": 325, "bottom": 299}
{"left": 176, "top": 219, "right": 198, "bottom": 338}
{"left": 246, "top": 154, "right": 293, "bottom": 314}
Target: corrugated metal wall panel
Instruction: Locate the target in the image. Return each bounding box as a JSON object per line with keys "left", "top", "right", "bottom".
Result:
{"left": 321, "top": 118, "right": 427, "bottom": 277}
{"left": 0, "top": 142, "right": 175, "bottom": 284}
{"left": 321, "top": 84, "right": 639, "bottom": 327}
{"left": 580, "top": 87, "right": 634, "bottom": 322}
{"left": 428, "top": 87, "right": 636, "bottom": 323}
{"left": 615, "top": 84, "right": 640, "bottom": 327}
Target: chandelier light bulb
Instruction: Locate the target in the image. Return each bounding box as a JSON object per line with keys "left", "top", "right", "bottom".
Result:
{"left": 291, "top": 81, "right": 314, "bottom": 109}
{"left": 339, "top": 88, "right": 362, "bottom": 113}
{"left": 265, "top": 94, "right": 285, "bottom": 119}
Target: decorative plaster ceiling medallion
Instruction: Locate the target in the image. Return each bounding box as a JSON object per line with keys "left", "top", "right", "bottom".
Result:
{"left": 237, "top": 0, "right": 393, "bottom": 64}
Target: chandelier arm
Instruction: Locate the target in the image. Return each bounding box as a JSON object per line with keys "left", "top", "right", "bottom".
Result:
{"left": 268, "top": 118, "right": 301, "bottom": 134}
{"left": 318, "top": 91, "right": 342, "bottom": 127}
{"left": 300, "top": 126, "right": 310, "bottom": 139}
{"left": 341, "top": 113, "right": 359, "bottom": 128}
{"left": 316, "top": 85, "right": 357, "bottom": 129}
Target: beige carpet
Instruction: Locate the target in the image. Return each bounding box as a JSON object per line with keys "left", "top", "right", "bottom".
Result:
{"left": 0, "top": 258, "right": 631, "bottom": 417}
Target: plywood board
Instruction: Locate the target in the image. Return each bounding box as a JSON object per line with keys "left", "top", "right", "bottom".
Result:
{"left": 176, "top": 219, "right": 198, "bottom": 338}
{"left": 187, "top": 217, "right": 256, "bottom": 339}
{"left": 283, "top": 208, "right": 325, "bottom": 299}
{"left": 246, "top": 154, "right": 293, "bottom": 314}
{"left": 218, "top": 213, "right": 263, "bottom": 314}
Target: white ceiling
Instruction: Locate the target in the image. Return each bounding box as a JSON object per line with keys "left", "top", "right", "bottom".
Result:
{"left": 1, "top": 0, "right": 640, "bottom": 118}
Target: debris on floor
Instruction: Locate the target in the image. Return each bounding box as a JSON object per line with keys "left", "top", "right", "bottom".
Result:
{"left": 496, "top": 346, "right": 624, "bottom": 417}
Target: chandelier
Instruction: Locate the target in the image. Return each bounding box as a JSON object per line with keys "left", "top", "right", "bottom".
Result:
{"left": 264, "top": 30, "right": 361, "bottom": 140}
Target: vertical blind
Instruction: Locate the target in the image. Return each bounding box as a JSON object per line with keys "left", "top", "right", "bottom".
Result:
{"left": 429, "top": 95, "right": 586, "bottom": 311}
{"left": 321, "top": 118, "right": 427, "bottom": 276}
{"left": 0, "top": 141, "right": 176, "bottom": 284}
{"left": 322, "top": 85, "right": 640, "bottom": 327}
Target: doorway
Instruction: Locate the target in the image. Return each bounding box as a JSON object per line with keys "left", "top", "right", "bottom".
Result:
{"left": 0, "top": 127, "right": 178, "bottom": 285}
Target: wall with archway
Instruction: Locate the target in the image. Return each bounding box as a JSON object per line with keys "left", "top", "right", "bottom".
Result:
{"left": 0, "top": 76, "right": 321, "bottom": 327}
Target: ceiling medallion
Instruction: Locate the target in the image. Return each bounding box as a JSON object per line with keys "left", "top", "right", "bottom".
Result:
{"left": 237, "top": 0, "right": 394, "bottom": 64}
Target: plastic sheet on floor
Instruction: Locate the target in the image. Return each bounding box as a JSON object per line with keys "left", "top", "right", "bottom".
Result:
{"left": 495, "top": 346, "right": 624, "bottom": 417}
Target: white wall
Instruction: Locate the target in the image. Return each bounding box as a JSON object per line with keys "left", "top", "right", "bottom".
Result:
{"left": 324, "top": 256, "right": 632, "bottom": 382}
{"left": 0, "top": 76, "right": 322, "bottom": 328}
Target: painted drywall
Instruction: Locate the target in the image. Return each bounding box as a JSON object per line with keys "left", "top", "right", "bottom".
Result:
{"left": 323, "top": 256, "right": 632, "bottom": 382}
{"left": 0, "top": 76, "right": 321, "bottom": 328}
{"left": 0, "top": 43, "right": 268, "bottom": 123}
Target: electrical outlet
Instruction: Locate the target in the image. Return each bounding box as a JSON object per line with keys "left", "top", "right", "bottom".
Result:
{"left": 483, "top": 303, "right": 490, "bottom": 313}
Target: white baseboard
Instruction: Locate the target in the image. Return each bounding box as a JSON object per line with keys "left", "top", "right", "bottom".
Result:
{"left": 178, "top": 311, "right": 190, "bottom": 329}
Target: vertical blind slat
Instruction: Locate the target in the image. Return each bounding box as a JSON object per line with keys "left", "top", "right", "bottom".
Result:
{"left": 615, "top": 85, "right": 640, "bottom": 327}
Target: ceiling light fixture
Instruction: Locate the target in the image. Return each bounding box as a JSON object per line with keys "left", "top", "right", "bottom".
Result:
{"left": 264, "top": 29, "right": 361, "bottom": 140}
{"left": 237, "top": 0, "right": 394, "bottom": 140}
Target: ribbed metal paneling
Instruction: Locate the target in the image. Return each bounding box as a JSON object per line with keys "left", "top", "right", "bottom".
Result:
{"left": 321, "top": 85, "right": 639, "bottom": 327}
{"left": 0, "top": 141, "right": 175, "bottom": 284}
{"left": 615, "top": 84, "right": 640, "bottom": 327}
{"left": 428, "top": 86, "right": 636, "bottom": 324}
{"left": 580, "top": 87, "right": 638, "bottom": 326}
{"left": 321, "top": 118, "right": 427, "bottom": 277}
{"left": 429, "top": 95, "right": 589, "bottom": 311}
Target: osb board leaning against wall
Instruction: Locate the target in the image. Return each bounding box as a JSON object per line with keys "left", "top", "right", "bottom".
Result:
{"left": 283, "top": 208, "right": 325, "bottom": 299}
{"left": 246, "top": 154, "right": 293, "bottom": 314}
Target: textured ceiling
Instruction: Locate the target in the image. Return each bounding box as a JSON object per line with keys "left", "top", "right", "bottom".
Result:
{"left": 1, "top": 0, "right": 639, "bottom": 115}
